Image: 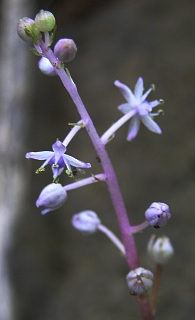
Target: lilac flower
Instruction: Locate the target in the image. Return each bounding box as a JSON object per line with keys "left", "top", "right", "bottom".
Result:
{"left": 115, "top": 77, "right": 163, "bottom": 141}
{"left": 26, "top": 140, "right": 91, "bottom": 179}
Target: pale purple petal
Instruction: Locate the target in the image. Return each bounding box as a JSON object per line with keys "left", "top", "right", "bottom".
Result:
{"left": 149, "top": 100, "right": 161, "bottom": 109}
{"left": 134, "top": 77, "right": 144, "bottom": 99}
{"left": 52, "top": 141, "right": 66, "bottom": 154}
{"left": 52, "top": 167, "right": 65, "bottom": 179}
{"left": 141, "top": 87, "right": 153, "bottom": 102}
{"left": 64, "top": 154, "right": 91, "bottom": 169}
{"left": 118, "top": 103, "right": 132, "bottom": 114}
{"left": 127, "top": 115, "right": 140, "bottom": 141}
{"left": 141, "top": 116, "right": 162, "bottom": 134}
{"left": 25, "top": 151, "right": 53, "bottom": 160}
{"left": 115, "top": 80, "right": 137, "bottom": 105}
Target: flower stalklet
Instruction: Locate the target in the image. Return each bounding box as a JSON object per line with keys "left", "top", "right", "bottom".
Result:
{"left": 115, "top": 77, "right": 163, "bottom": 141}
{"left": 26, "top": 140, "right": 91, "bottom": 179}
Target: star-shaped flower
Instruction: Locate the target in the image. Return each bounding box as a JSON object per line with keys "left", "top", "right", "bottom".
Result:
{"left": 26, "top": 140, "right": 91, "bottom": 179}
{"left": 115, "top": 77, "right": 163, "bottom": 141}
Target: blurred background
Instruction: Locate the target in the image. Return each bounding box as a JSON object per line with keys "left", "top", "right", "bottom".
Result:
{"left": 1, "top": 0, "right": 195, "bottom": 319}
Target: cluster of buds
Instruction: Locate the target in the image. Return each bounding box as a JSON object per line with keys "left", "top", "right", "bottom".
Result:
{"left": 17, "top": 10, "right": 55, "bottom": 44}
{"left": 17, "top": 10, "right": 77, "bottom": 72}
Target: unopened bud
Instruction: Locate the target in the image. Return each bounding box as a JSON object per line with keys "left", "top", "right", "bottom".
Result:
{"left": 72, "top": 210, "right": 101, "bottom": 234}
{"left": 147, "top": 235, "right": 174, "bottom": 265}
{"left": 36, "top": 183, "right": 67, "bottom": 214}
{"left": 34, "top": 10, "right": 55, "bottom": 32}
{"left": 145, "top": 202, "right": 171, "bottom": 228}
{"left": 38, "top": 57, "right": 57, "bottom": 76}
{"left": 126, "top": 267, "right": 154, "bottom": 295}
{"left": 17, "top": 17, "right": 39, "bottom": 42}
{"left": 54, "top": 39, "right": 77, "bottom": 62}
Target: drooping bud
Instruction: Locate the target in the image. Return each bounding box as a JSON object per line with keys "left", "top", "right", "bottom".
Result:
{"left": 54, "top": 39, "right": 77, "bottom": 62}
{"left": 145, "top": 202, "right": 171, "bottom": 228}
{"left": 147, "top": 235, "right": 174, "bottom": 265}
{"left": 72, "top": 210, "right": 101, "bottom": 234}
{"left": 126, "top": 267, "right": 154, "bottom": 295}
{"left": 38, "top": 57, "right": 57, "bottom": 76}
{"left": 17, "top": 17, "right": 40, "bottom": 43}
{"left": 34, "top": 10, "right": 56, "bottom": 32}
{"left": 36, "top": 183, "right": 67, "bottom": 214}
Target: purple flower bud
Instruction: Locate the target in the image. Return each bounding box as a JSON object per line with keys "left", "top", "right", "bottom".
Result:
{"left": 147, "top": 235, "right": 174, "bottom": 265}
{"left": 72, "top": 211, "right": 101, "bottom": 234}
{"left": 145, "top": 202, "right": 171, "bottom": 228}
{"left": 54, "top": 39, "right": 77, "bottom": 62}
{"left": 38, "top": 57, "right": 57, "bottom": 76}
{"left": 17, "top": 17, "right": 37, "bottom": 42}
{"left": 36, "top": 183, "right": 67, "bottom": 215}
{"left": 34, "top": 10, "right": 55, "bottom": 32}
{"left": 126, "top": 267, "right": 154, "bottom": 295}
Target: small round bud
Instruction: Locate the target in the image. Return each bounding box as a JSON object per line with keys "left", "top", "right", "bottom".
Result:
{"left": 145, "top": 202, "right": 171, "bottom": 228}
{"left": 17, "top": 17, "right": 35, "bottom": 42}
{"left": 36, "top": 183, "right": 67, "bottom": 214}
{"left": 126, "top": 267, "right": 154, "bottom": 295}
{"left": 34, "top": 10, "right": 55, "bottom": 32}
{"left": 54, "top": 39, "right": 77, "bottom": 62}
{"left": 147, "top": 235, "right": 174, "bottom": 265}
{"left": 38, "top": 57, "right": 57, "bottom": 76}
{"left": 72, "top": 210, "right": 101, "bottom": 234}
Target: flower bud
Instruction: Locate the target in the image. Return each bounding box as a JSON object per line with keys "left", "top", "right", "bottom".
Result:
{"left": 126, "top": 267, "right": 154, "bottom": 295}
{"left": 72, "top": 210, "right": 101, "bottom": 234}
{"left": 17, "top": 17, "right": 39, "bottom": 42}
{"left": 145, "top": 202, "right": 171, "bottom": 228}
{"left": 38, "top": 57, "right": 57, "bottom": 76}
{"left": 36, "top": 183, "right": 67, "bottom": 214}
{"left": 54, "top": 39, "right": 77, "bottom": 62}
{"left": 34, "top": 10, "right": 56, "bottom": 32}
{"left": 147, "top": 235, "right": 174, "bottom": 265}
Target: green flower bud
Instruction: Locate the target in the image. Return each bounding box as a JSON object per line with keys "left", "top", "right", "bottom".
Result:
{"left": 17, "top": 17, "right": 35, "bottom": 42}
{"left": 147, "top": 235, "right": 174, "bottom": 265}
{"left": 54, "top": 39, "right": 77, "bottom": 62}
{"left": 34, "top": 10, "right": 56, "bottom": 32}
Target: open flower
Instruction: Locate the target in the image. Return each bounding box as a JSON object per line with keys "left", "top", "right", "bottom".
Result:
{"left": 26, "top": 140, "right": 91, "bottom": 179}
{"left": 115, "top": 77, "right": 163, "bottom": 141}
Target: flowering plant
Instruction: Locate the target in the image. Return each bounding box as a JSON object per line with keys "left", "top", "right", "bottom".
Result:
{"left": 17, "top": 10, "right": 174, "bottom": 320}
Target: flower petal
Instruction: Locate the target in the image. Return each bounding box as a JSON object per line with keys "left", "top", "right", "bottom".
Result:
{"left": 52, "top": 140, "right": 66, "bottom": 154}
{"left": 64, "top": 154, "right": 91, "bottom": 169}
{"left": 25, "top": 151, "right": 53, "bottom": 160}
{"left": 134, "top": 77, "right": 144, "bottom": 99}
{"left": 127, "top": 115, "right": 140, "bottom": 141}
{"left": 149, "top": 100, "right": 161, "bottom": 109}
{"left": 141, "top": 116, "right": 162, "bottom": 134}
{"left": 115, "top": 80, "right": 137, "bottom": 105}
{"left": 118, "top": 103, "right": 133, "bottom": 114}
{"left": 51, "top": 166, "right": 65, "bottom": 179}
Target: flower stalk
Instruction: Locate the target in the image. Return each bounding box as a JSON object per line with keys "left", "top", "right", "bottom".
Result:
{"left": 37, "top": 39, "right": 156, "bottom": 320}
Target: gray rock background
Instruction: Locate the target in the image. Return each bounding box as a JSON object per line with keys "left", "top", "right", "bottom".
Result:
{"left": 3, "top": 0, "right": 195, "bottom": 319}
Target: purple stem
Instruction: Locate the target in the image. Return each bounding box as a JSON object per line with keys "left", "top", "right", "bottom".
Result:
{"left": 39, "top": 41, "right": 154, "bottom": 320}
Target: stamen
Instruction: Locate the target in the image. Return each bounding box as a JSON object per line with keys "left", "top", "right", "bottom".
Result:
{"left": 66, "top": 170, "right": 74, "bottom": 178}
{"left": 158, "top": 109, "right": 164, "bottom": 115}
{"left": 52, "top": 164, "right": 59, "bottom": 168}
{"left": 151, "top": 84, "right": 155, "bottom": 91}
{"left": 35, "top": 167, "right": 46, "bottom": 174}
{"left": 68, "top": 122, "right": 85, "bottom": 128}
{"left": 158, "top": 99, "right": 164, "bottom": 104}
